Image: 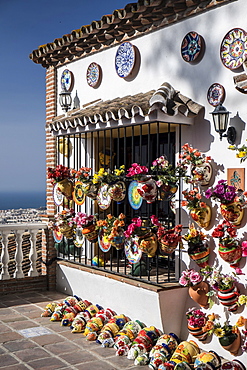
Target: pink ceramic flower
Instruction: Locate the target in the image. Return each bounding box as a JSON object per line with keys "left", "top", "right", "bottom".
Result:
{"left": 189, "top": 271, "right": 202, "bottom": 285}
{"left": 242, "top": 241, "right": 247, "bottom": 257}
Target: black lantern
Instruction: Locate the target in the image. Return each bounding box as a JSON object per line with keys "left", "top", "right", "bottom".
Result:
{"left": 210, "top": 104, "right": 236, "bottom": 144}
{"left": 59, "top": 91, "right": 72, "bottom": 112}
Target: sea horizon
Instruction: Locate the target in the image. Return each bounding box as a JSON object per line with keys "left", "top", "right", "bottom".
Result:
{"left": 0, "top": 191, "right": 46, "bottom": 211}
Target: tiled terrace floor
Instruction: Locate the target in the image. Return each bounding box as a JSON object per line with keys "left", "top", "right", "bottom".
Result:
{"left": 0, "top": 290, "right": 150, "bottom": 370}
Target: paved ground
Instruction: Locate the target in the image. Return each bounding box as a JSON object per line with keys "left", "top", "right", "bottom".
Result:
{"left": 0, "top": 290, "right": 150, "bottom": 370}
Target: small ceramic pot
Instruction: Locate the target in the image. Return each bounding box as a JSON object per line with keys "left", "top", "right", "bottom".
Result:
{"left": 188, "top": 281, "right": 209, "bottom": 309}
{"left": 137, "top": 176, "right": 157, "bottom": 203}
{"left": 187, "top": 324, "right": 208, "bottom": 341}
{"left": 158, "top": 183, "right": 178, "bottom": 200}
{"left": 57, "top": 178, "right": 73, "bottom": 198}
{"left": 191, "top": 162, "right": 212, "bottom": 186}
{"left": 59, "top": 225, "right": 74, "bottom": 239}
{"left": 138, "top": 232, "right": 158, "bottom": 257}
{"left": 218, "top": 243, "right": 242, "bottom": 270}
{"left": 188, "top": 242, "right": 210, "bottom": 268}
{"left": 220, "top": 201, "right": 244, "bottom": 226}
{"left": 190, "top": 205, "right": 211, "bottom": 229}
{"left": 221, "top": 360, "right": 246, "bottom": 370}
{"left": 159, "top": 241, "right": 179, "bottom": 255}
{"left": 219, "top": 327, "right": 241, "bottom": 356}
{"left": 217, "top": 283, "right": 240, "bottom": 312}
{"left": 108, "top": 181, "right": 126, "bottom": 203}
{"left": 82, "top": 224, "right": 98, "bottom": 243}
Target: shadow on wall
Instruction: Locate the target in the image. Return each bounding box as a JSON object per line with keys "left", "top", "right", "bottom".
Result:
{"left": 230, "top": 111, "right": 246, "bottom": 146}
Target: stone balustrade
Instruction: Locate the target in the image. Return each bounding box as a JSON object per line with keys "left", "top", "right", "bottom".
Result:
{"left": 0, "top": 223, "right": 48, "bottom": 280}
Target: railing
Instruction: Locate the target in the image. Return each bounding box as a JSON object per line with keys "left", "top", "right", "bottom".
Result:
{"left": 0, "top": 223, "right": 48, "bottom": 280}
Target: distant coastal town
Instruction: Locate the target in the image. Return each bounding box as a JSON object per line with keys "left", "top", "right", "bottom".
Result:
{"left": 0, "top": 207, "right": 46, "bottom": 224}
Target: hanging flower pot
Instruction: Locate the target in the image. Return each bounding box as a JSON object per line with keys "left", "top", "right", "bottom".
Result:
{"left": 217, "top": 283, "right": 240, "bottom": 312}
{"left": 218, "top": 327, "right": 241, "bottom": 356}
{"left": 191, "top": 162, "right": 212, "bottom": 186}
{"left": 82, "top": 224, "right": 98, "bottom": 243}
{"left": 59, "top": 225, "right": 74, "bottom": 239}
{"left": 137, "top": 176, "right": 157, "bottom": 204}
{"left": 190, "top": 205, "right": 211, "bottom": 229}
{"left": 57, "top": 178, "right": 74, "bottom": 198}
{"left": 158, "top": 183, "right": 178, "bottom": 201}
{"left": 159, "top": 240, "right": 179, "bottom": 255}
{"left": 221, "top": 360, "right": 246, "bottom": 370}
{"left": 74, "top": 227, "right": 84, "bottom": 248}
{"left": 188, "top": 242, "right": 210, "bottom": 268}
{"left": 188, "top": 281, "right": 210, "bottom": 309}
{"left": 220, "top": 201, "right": 244, "bottom": 226}
{"left": 218, "top": 242, "right": 242, "bottom": 269}
{"left": 108, "top": 181, "right": 126, "bottom": 203}
{"left": 110, "top": 228, "right": 125, "bottom": 250}
{"left": 187, "top": 324, "right": 208, "bottom": 341}
{"left": 138, "top": 232, "right": 157, "bottom": 257}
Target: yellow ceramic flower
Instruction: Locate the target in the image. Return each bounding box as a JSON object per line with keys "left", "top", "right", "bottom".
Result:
{"left": 228, "top": 145, "right": 235, "bottom": 150}
{"left": 238, "top": 294, "right": 247, "bottom": 306}
{"left": 237, "top": 151, "right": 246, "bottom": 158}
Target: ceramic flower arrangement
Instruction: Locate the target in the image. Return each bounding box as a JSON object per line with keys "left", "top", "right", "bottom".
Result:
{"left": 71, "top": 167, "right": 92, "bottom": 182}
{"left": 179, "top": 268, "right": 203, "bottom": 287}
{"left": 211, "top": 220, "right": 243, "bottom": 272}
{"left": 126, "top": 163, "right": 148, "bottom": 180}
{"left": 47, "top": 165, "right": 73, "bottom": 184}
{"left": 182, "top": 188, "right": 211, "bottom": 228}
{"left": 179, "top": 268, "right": 210, "bottom": 308}
{"left": 97, "top": 213, "right": 126, "bottom": 249}
{"left": 186, "top": 307, "right": 215, "bottom": 341}
{"left": 179, "top": 143, "right": 212, "bottom": 185}
{"left": 151, "top": 155, "right": 188, "bottom": 186}
{"left": 49, "top": 208, "right": 75, "bottom": 238}
{"left": 183, "top": 224, "right": 209, "bottom": 268}
{"left": 156, "top": 222, "right": 183, "bottom": 255}
{"left": 71, "top": 212, "right": 95, "bottom": 228}
{"left": 213, "top": 321, "right": 241, "bottom": 356}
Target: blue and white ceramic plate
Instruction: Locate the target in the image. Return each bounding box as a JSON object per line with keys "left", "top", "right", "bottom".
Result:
{"left": 115, "top": 42, "right": 136, "bottom": 78}
{"left": 86, "top": 62, "right": 101, "bottom": 87}
{"left": 128, "top": 180, "right": 143, "bottom": 210}
{"left": 61, "top": 69, "right": 74, "bottom": 91}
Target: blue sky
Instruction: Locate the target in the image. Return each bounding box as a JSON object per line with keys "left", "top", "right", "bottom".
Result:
{"left": 0, "top": 0, "right": 128, "bottom": 193}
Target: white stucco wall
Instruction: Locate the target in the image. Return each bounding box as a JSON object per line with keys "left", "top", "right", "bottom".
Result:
{"left": 55, "top": 0, "right": 247, "bottom": 362}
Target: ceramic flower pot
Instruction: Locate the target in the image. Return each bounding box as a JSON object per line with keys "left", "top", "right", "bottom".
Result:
{"left": 188, "top": 281, "right": 209, "bottom": 309}
{"left": 138, "top": 232, "right": 158, "bottom": 257}
{"left": 110, "top": 228, "right": 125, "bottom": 250}
{"left": 159, "top": 240, "right": 179, "bottom": 255}
{"left": 191, "top": 162, "right": 212, "bottom": 186}
{"left": 218, "top": 243, "right": 242, "bottom": 269}
{"left": 219, "top": 327, "right": 241, "bottom": 356}
{"left": 187, "top": 324, "right": 208, "bottom": 341}
{"left": 82, "top": 224, "right": 98, "bottom": 243}
{"left": 59, "top": 225, "right": 74, "bottom": 239}
{"left": 190, "top": 205, "right": 211, "bottom": 229}
{"left": 137, "top": 176, "right": 157, "bottom": 203}
{"left": 74, "top": 227, "right": 84, "bottom": 248}
{"left": 57, "top": 179, "right": 73, "bottom": 198}
{"left": 158, "top": 183, "right": 178, "bottom": 201}
{"left": 169, "top": 340, "right": 200, "bottom": 365}
{"left": 108, "top": 181, "right": 126, "bottom": 203}
{"left": 221, "top": 360, "right": 246, "bottom": 370}
{"left": 194, "top": 351, "right": 221, "bottom": 370}
{"left": 188, "top": 242, "right": 210, "bottom": 268}
{"left": 220, "top": 201, "right": 244, "bottom": 226}
{"left": 217, "top": 283, "right": 240, "bottom": 312}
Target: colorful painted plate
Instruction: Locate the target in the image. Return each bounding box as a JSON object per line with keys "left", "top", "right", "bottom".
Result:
{"left": 61, "top": 69, "right": 74, "bottom": 91}
{"left": 53, "top": 229, "right": 63, "bottom": 243}
{"left": 96, "top": 183, "right": 111, "bottom": 210}
{"left": 207, "top": 83, "right": 226, "bottom": 106}
{"left": 115, "top": 42, "right": 136, "bottom": 78}
{"left": 124, "top": 237, "right": 142, "bottom": 264}
{"left": 181, "top": 31, "right": 202, "bottom": 62}
{"left": 220, "top": 28, "right": 247, "bottom": 70}
{"left": 128, "top": 180, "right": 143, "bottom": 210}
{"left": 72, "top": 181, "right": 86, "bottom": 205}
{"left": 86, "top": 62, "right": 102, "bottom": 87}
{"left": 98, "top": 230, "right": 112, "bottom": 253}
{"left": 53, "top": 183, "right": 64, "bottom": 206}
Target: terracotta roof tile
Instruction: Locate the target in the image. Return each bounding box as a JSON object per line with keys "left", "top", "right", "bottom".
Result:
{"left": 49, "top": 82, "right": 204, "bottom": 133}
{"left": 30, "top": 0, "right": 233, "bottom": 68}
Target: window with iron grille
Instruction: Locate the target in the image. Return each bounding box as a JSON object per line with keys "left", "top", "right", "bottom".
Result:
{"left": 55, "top": 121, "right": 182, "bottom": 287}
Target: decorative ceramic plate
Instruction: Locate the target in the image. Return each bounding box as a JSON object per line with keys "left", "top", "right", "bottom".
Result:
{"left": 220, "top": 28, "right": 247, "bottom": 70}
{"left": 124, "top": 237, "right": 142, "bottom": 264}
{"left": 53, "top": 229, "right": 63, "bottom": 243}
{"left": 128, "top": 180, "right": 143, "bottom": 210}
{"left": 98, "top": 230, "right": 112, "bottom": 253}
{"left": 53, "top": 183, "right": 64, "bottom": 206}
{"left": 115, "top": 42, "right": 136, "bottom": 78}
{"left": 96, "top": 183, "right": 111, "bottom": 210}
{"left": 207, "top": 83, "right": 226, "bottom": 106}
{"left": 61, "top": 69, "right": 74, "bottom": 91}
{"left": 86, "top": 62, "right": 101, "bottom": 87}
{"left": 181, "top": 32, "right": 202, "bottom": 62}
{"left": 72, "top": 181, "right": 86, "bottom": 205}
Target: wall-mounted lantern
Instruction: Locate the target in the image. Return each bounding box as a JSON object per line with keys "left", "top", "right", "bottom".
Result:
{"left": 210, "top": 104, "right": 236, "bottom": 144}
